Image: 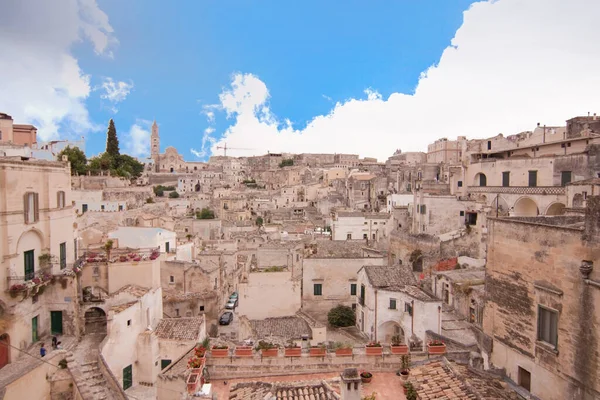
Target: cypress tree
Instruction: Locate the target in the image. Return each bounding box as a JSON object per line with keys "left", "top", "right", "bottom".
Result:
{"left": 105, "top": 119, "right": 120, "bottom": 158}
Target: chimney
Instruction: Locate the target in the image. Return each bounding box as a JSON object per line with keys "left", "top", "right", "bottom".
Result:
{"left": 340, "top": 368, "right": 362, "bottom": 400}
{"left": 594, "top": 113, "right": 597, "bottom": 121}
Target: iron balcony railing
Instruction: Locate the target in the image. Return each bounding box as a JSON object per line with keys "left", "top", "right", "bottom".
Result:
{"left": 6, "top": 266, "right": 54, "bottom": 287}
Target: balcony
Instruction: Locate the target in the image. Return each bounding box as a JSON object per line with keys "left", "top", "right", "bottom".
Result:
{"left": 7, "top": 266, "right": 54, "bottom": 288}
{"left": 82, "top": 247, "right": 160, "bottom": 264}
{"left": 467, "top": 186, "right": 566, "bottom": 195}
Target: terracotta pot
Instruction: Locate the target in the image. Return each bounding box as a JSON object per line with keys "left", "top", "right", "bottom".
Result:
{"left": 361, "top": 374, "right": 372, "bottom": 384}
{"left": 400, "top": 371, "right": 410, "bottom": 381}
{"left": 309, "top": 348, "right": 326, "bottom": 357}
{"left": 365, "top": 346, "right": 383, "bottom": 356}
{"left": 187, "top": 373, "right": 199, "bottom": 393}
{"left": 235, "top": 346, "right": 253, "bottom": 357}
{"left": 427, "top": 343, "right": 447, "bottom": 355}
{"left": 390, "top": 344, "right": 409, "bottom": 355}
{"left": 284, "top": 347, "right": 302, "bottom": 357}
{"left": 211, "top": 347, "right": 229, "bottom": 357}
{"left": 403, "top": 386, "right": 408, "bottom": 395}
{"left": 335, "top": 348, "right": 353, "bottom": 356}
{"left": 262, "top": 348, "right": 279, "bottom": 357}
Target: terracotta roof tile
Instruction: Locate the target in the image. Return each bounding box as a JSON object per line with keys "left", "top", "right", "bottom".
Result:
{"left": 154, "top": 317, "right": 204, "bottom": 341}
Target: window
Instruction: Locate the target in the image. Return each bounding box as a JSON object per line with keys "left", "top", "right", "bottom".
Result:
{"left": 537, "top": 306, "right": 558, "bottom": 347}
{"left": 346, "top": 233, "right": 352, "bottom": 240}
{"left": 457, "top": 180, "right": 463, "bottom": 188}
{"left": 518, "top": 367, "right": 531, "bottom": 392}
{"left": 24, "top": 192, "right": 39, "bottom": 223}
{"left": 57, "top": 191, "right": 65, "bottom": 208}
{"left": 363, "top": 234, "right": 368, "bottom": 239}
{"left": 127, "top": 319, "right": 132, "bottom": 326}
{"left": 175, "top": 309, "right": 180, "bottom": 317}
{"left": 161, "top": 359, "right": 172, "bottom": 370}
{"left": 350, "top": 283, "right": 357, "bottom": 296}
{"left": 389, "top": 299, "right": 397, "bottom": 310}
{"left": 169, "top": 275, "right": 174, "bottom": 283}
{"left": 24, "top": 250, "right": 35, "bottom": 281}
{"left": 313, "top": 284, "right": 322, "bottom": 296}
{"left": 502, "top": 171, "right": 510, "bottom": 187}
{"left": 101, "top": 205, "right": 105, "bottom": 211}
{"left": 561, "top": 171, "right": 572, "bottom": 186}
{"left": 165, "top": 242, "right": 170, "bottom": 253}
{"left": 359, "top": 284, "right": 365, "bottom": 305}
{"left": 420, "top": 205, "right": 426, "bottom": 214}
{"left": 460, "top": 211, "right": 465, "bottom": 216}
{"left": 487, "top": 140, "right": 492, "bottom": 150}
{"left": 404, "top": 302, "right": 413, "bottom": 316}
{"left": 351, "top": 303, "right": 357, "bottom": 311}
{"left": 363, "top": 221, "right": 368, "bottom": 225}
{"left": 82, "top": 204, "right": 88, "bottom": 213}
{"left": 59, "top": 242, "right": 66, "bottom": 269}
{"left": 199, "top": 306, "right": 205, "bottom": 312}
{"left": 528, "top": 171, "right": 538, "bottom": 187}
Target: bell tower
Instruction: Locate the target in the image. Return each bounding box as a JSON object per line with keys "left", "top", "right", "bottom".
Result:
{"left": 151, "top": 120, "right": 160, "bottom": 172}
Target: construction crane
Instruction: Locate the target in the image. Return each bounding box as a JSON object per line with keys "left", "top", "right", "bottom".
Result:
{"left": 215, "top": 143, "right": 254, "bottom": 157}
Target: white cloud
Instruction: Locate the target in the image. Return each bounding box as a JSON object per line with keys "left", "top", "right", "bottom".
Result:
{"left": 210, "top": 0, "right": 600, "bottom": 161}
{"left": 99, "top": 77, "right": 134, "bottom": 113}
{"left": 0, "top": 0, "right": 116, "bottom": 141}
{"left": 125, "top": 120, "right": 151, "bottom": 158}
{"left": 191, "top": 127, "right": 217, "bottom": 159}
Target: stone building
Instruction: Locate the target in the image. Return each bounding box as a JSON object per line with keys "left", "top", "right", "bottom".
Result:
{"left": 0, "top": 112, "right": 37, "bottom": 147}
{"left": 482, "top": 198, "right": 600, "bottom": 400}
{"left": 0, "top": 157, "right": 79, "bottom": 368}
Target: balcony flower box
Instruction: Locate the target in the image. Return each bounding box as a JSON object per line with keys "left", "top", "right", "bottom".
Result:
{"left": 335, "top": 348, "right": 353, "bottom": 356}
{"left": 390, "top": 344, "right": 409, "bottom": 355}
{"left": 234, "top": 346, "right": 253, "bottom": 357}
{"left": 365, "top": 342, "right": 383, "bottom": 356}
{"left": 284, "top": 347, "right": 302, "bottom": 357}
{"left": 309, "top": 347, "right": 326, "bottom": 357}
{"left": 187, "top": 373, "right": 199, "bottom": 393}
{"left": 211, "top": 346, "right": 229, "bottom": 357}
{"left": 427, "top": 340, "right": 446, "bottom": 355}
{"left": 261, "top": 348, "right": 279, "bottom": 357}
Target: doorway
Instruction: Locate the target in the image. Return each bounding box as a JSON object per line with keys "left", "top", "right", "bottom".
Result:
{"left": 0, "top": 334, "right": 10, "bottom": 369}
{"left": 518, "top": 366, "right": 531, "bottom": 391}
{"left": 123, "top": 364, "right": 133, "bottom": 390}
{"left": 51, "top": 311, "right": 63, "bottom": 335}
{"left": 32, "top": 316, "right": 39, "bottom": 343}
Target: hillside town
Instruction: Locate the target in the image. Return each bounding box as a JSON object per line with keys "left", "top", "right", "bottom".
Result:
{"left": 0, "top": 110, "right": 599, "bottom": 400}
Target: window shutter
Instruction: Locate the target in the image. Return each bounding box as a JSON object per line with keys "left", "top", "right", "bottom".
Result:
{"left": 34, "top": 193, "right": 39, "bottom": 222}
{"left": 23, "top": 193, "right": 29, "bottom": 223}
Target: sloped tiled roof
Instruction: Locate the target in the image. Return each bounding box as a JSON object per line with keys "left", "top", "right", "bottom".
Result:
{"left": 229, "top": 381, "right": 339, "bottom": 400}
{"left": 250, "top": 317, "right": 311, "bottom": 340}
{"left": 363, "top": 264, "right": 417, "bottom": 290}
{"left": 154, "top": 317, "right": 204, "bottom": 341}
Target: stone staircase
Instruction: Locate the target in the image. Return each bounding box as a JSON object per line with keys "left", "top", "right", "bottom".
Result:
{"left": 67, "top": 335, "right": 114, "bottom": 400}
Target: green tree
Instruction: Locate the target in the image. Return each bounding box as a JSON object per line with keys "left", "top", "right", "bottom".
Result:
{"left": 255, "top": 216, "right": 264, "bottom": 226}
{"left": 88, "top": 152, "right": 114, "bottom": 174}
{"left": 105, "top": 119, "right": 120, "bottom": 158}
{"left": 279, "top": 159, "right": 294, "bottom": 168}
{"left": 196, "top": 208, "right": 215, "bottom": 219}
{"left": 169, "top": 191, "right": 180, "bottom": 198}
{"left": 116, "top": 154, "right": 144, "bottom": 178}
{"left": 56, "top": 146, "right": 87, "bottom": 176}
{"left": 153, "top": 186, "right": 165, "bottom": 197}
{"left": 327, "top": 305, "right": 356, "bottom": 327}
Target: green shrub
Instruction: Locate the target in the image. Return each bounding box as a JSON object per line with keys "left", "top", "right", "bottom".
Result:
{"left": 169, "top": 191, "right": 180, "bottom": 198}
{"left": 328, "top": 305, "right": 356, "bottom": 327}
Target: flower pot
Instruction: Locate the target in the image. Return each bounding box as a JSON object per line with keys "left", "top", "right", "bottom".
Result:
{"left": 400, "top": 370, "right": 410, "bottom": 381}
{"left": 235, "top": 346, "right": 253, "bottom": 357}
{"left": 335, "top": 348, "right": 353, "bottom": 357}
{"left": 428, "top": 343, "right": 447, "bottom": 355}
{"left": 261, "top": 348, "right": 279, "bottom": 357}
{"left": 211, "top": 347, "right": 229, "bottom": 357}
{"left": 187, "top": 373, "right": 199, "bottom": 393}
{"left": 391, "top": 344, "right": 409, "bottom": 355}
{"left": 284, "top": 347, "right": 302, "bottom": 357}
{"left": 365, "top": 346, "right": 383, "bottom": 356}
{"left": 309, "top": 348, "right": 326, "bottom": 357}
{"left": 360, "top": 373, "right": 373, "bottom": 384}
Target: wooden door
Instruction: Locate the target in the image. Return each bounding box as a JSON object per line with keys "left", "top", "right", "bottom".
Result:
{"left": 518, "top": 367, "right": 531, "bottom": 391}
{"left": 51, "top": 311, "right": 63, "bottom": 335}
{"left": 32, "top": 316, "right": 38, "bottom": 343}
{"left": 0, "top": 334, "right": 9, "bottom": 369}
{"left": 123, "top": 365, "right": 133, "bottom": 390}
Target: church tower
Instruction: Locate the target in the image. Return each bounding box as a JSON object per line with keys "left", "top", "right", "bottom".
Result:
{"left": 151, "top": 120, "right": 160, "bottom": 172}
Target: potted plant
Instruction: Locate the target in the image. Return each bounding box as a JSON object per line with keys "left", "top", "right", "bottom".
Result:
{"left": 187, "top": 373, "right": 199, "bottom": 393}
{"left": 334, "top": 342, "right": 353, "bottom": 356}
{"left": 255, "top": 341, "right": 278, "bottom": 357}
{"left": 211, "top": 345, "right": 229, "bottom": 357}
{"left": 365, "top": 342, "right": 383, "bottom": 356}
{"left": 284, "top": 342, "right": 301, "bottom": 357}
{"left": 390, "top": 335, "right": 409, "bottom": 355}
{"left": 403, "top": 381, "right": 411, "bottom": 395}
{"left": 405, "top": 382, "right": 417, "bottom": 400}
{"left": 309, "top": 343, "right": 327, "bottom": 357}
{"left": 427, "top": 339, "right": 447, "bottom": 355}
{"left": 360, "top": 371, "right": 373, "bottom": 384}
{"left": 398, "top": 354, "right": 411, "bottom": 381}
{"left": 8, "top": 284, "right": 26, "bottom": 298}
{"left": 104, "top": 240, "right": 114, "bottom": 261}
{"left": 234, "top": 345, "right": 254, "bottom": 357}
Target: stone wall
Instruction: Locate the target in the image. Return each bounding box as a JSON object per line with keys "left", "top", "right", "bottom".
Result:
{"left": 483, "top": 211, "right": 600, "bottom": 400}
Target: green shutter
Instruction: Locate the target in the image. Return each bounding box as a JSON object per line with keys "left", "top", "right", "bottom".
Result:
{"left": 350, "top": 284, "right": 357, "bottom": 296}
{"left": 24, "top": 250, "right": 35, "bottom": 281}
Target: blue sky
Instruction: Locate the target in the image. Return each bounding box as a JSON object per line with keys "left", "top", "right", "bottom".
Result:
{"left": 2, "top": 0, "right": 600, "bottom": 161}
{"left": 79, "top": 0, "right": 471, "bottom": 159}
